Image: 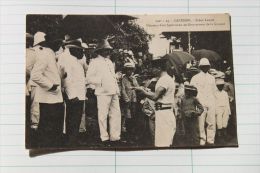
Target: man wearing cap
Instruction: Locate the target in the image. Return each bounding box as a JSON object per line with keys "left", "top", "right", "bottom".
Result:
{"left": 181, "top": 84, "right": 204, "bottom": 146}
{"left": 215, "top": 78, "right": 231, "bottom": 141}
{"left": 134, "top": 57, "right": 176, "bottom": 147}
{"left": 31, "top": 31, "right": 64, "bottom": 147}
{"left": 121, "top": 62, "right": 139, "bottom": 143}
{"left": 26, "top": 33, "right": 39, "bottom": 130}
{"left": 57, "top": 40, "right": 86, "bottom": 145}
{"left": 26, "top": 33, "right": 38, "bottom": 147}
{"left": 86, "top": 39, "right": 121, "bottom": 145}
{"left": 190, "top": 58, "right": 217, "bottom": 146}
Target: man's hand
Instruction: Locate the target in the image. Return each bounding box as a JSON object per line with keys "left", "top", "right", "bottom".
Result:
{"left": 132, "top": 86, "right": 145, "bottom": 92}
{"left": 70, "top": 97, "right": 79, "bottom": 103}
{"left": 63, "top": 72, "right": 67, "bottom": 79}
{"left": 129, "top": 75, "right": 135, "bottom": 81}
{"left": 49, "top": 84, "right": 59, "bottom": 91}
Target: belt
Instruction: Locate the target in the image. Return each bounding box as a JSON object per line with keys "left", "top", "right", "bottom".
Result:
{"left": 155, "top": 102, "right": 173, "bottom": 111}
{"left": 156, "top": 107, "right": 172, "bottom": 111}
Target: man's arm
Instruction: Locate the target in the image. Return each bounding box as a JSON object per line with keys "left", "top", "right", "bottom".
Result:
{"left": 194, "top": 98, "right": 204, "bottom": 115}
{"left": 225, "top": 92, "right": 231, "bottom": 115}
{"left": 141, "top": 86, "right": 166, "bottom": 101}
{"left": 86, "top": 60, "right": 101, "bottom": 85}
{"left": 31, "top": 56, "right": 53, "bottom": 90}
{"left": 62, "top": 58, "right": 77, "bottom": 99}
{"left": 121, "top": 78, "right": 130, "bottom": 102}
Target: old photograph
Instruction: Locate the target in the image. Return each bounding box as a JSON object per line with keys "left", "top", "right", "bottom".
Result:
{"left": 25, "top": 14, "right": 238, "bottom": 149}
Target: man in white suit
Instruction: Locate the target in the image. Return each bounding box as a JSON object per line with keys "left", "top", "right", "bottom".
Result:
{"left": 190, "top": 58, "right": 217, "bottom": 146}
{"left": 58, "top": 40, "right": 86, "bottom": 145}
{"left": 134, "top": 58, "right": 176, "bottom": 147}
{"left": 86, "top": 39, "right": 121, "bottom": 145}
{"left": 31, "top": 32, "right": 64, "bottom": 147}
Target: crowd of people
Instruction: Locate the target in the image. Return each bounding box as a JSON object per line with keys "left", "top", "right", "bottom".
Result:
{"left": 26, "top": 31, "right": 236, "bottom": 148}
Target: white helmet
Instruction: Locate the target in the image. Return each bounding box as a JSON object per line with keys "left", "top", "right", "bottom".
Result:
{"left": 199, "top": 58, "right": 210, "bottom": 66}
{"left": 128, "top": 50, "right": 134, "bottom": 56}
{"left": 33, "top": 31, "right": 46, "bottom": 46}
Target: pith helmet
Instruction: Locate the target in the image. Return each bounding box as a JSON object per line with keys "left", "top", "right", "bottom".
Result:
{"left": 199, "top": 58, "right": 210, "bottom": 66}
{"left": 33, "top": 31, "right": 46, "bottom": 46}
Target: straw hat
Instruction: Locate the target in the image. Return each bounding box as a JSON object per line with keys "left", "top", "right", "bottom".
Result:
{"left": 184, "top": 84, "right": 198, "bottom": 92}
{"left": 64, "top": 40, "right": 84, "bottom": 49}
{"left": 94, "top": 39, "right": 113, "bottom": 53}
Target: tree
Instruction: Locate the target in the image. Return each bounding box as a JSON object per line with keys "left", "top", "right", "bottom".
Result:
{"left": 110, "top": 21, "right": 152, "bottom": 54}
{"left": 26, "top": 15, "right": 63, "bottom": 36}
{"left": 26, "top": 15, "right": 152, "bottom": 56}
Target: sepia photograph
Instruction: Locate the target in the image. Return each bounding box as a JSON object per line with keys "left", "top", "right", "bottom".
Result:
{"left": 25, "top": 14, "right": 238, "bottom": 149}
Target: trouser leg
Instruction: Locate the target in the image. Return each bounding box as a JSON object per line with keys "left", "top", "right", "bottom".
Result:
{"left": 184, "top": 117, "right": 193, "bottom": 145}
{"left": 30, "top": 86, "right": 40, "bottom": 129}
{"left": 155, "top": 109, "right": 176, "bottom": 147}
{"left": 222, "top": 108, "right": 230, "bottom": 129}
{"left": 66, "top": 100, "right": 84, "bottom": 145}
{"left": 198, "top": 108, "right": 207, "bottom": 145}
{"left": 192, "top": 117, "right": 200, "bottom": 146}
{"left": 108, "top": 95, "right": 121, "bottom": 141}
{"left": 26, "top": 95, "right": 31, "bottom": 148}
{"left": 38, "top": 103, "right": 64, "bottom": 148}
{"left": 216, "top": 108, "right": 224, "bottom": 130}
{"left": 79, "top": 100, "right": 86, "bottom": 133}
{"left": 149, "top": 117, "right": 155, "bottom": 144}
{"left": 206, "top": 106, "right": 216, "bottom": 144}
{"left": 121, "top": 101, "right": 127, "bottom": 132}
{"left": 97, "top": 95, "right": 111, "bottom": 141}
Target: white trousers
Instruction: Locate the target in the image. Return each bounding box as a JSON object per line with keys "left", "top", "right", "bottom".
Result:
{"left": 198, "top": 106, "right": 216, "bottom": 145}
{"left": 155, "top": 109, "right": 176, "bottom": 147}
{"left": 216, "top": 107, "right": 229, "bottom": 129}
{"left": 30, "top": 86, "right": 40, "bottom": 129}
{"left": 97, "top": 95, "right": 121, "bottom": 141}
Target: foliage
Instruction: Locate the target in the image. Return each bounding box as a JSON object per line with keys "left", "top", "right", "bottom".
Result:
{"left": 26, "top": 15, "right": 151, "bottom": 55}
{"left": 26, "top": 15, "right": 63, "bottom": 36}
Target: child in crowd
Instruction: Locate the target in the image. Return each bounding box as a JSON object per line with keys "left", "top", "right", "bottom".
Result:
{"left": 141, "top": 77, "right": 158, "bottom": 143}
{"left": 215, "top": 78, "right": 231, "bottom": 140}
{"left": 180, "top": 84, "right": 204, "bottom": 146}
{"left": 121, "top": 62, "right": 139, "bottom": 143}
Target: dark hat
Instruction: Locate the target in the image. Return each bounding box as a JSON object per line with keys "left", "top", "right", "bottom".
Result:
{"left": 64, "top": 40, "right": 84, "bottom": 49}
{"left": 184, "top": 84, "right": 197, "bottom": 92}
{"left": 151, "top": 57, "right": 167, "bottom": 67}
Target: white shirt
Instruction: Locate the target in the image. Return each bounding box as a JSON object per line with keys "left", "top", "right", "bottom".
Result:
{"left": 26, "top": 48, "right": 37, "bottom": 95}
{"left": 190, "top": 71, "right": 217, "bottom": 107}
{"left": 57, "top": 49, "right": 86, "bottom": 100}
{"left": 26, "top": 48, "right": 37, "bottom": 77}
{"left": 31, "top": 47, "right": 63, "bottom": 103}
{"left": 78, "top": 55, "right": 88, "bottom": 74}
{"left": 215, "top": 90, "right": 231, "bottom": 114}
{"left": 155, "top": 73, "right": 175, "bottom": 105}
{"left": 86, "top": 55, "right": 119, "bottom": 96}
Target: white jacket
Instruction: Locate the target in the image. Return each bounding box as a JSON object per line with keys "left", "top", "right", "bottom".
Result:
{"left": 57, "top": 49, "right": 86, "bottom": 100}
{"left": 31, "top": 47, "right": 63, "bottom": 103}
{"left": 86, "top": 55, "right": 119, "bottom": 96}
{"left": 215, "top": 90, "right": 231, "bottom": 114}
{"left": 190, "top": 71, "right": 217, "bottom": 107}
